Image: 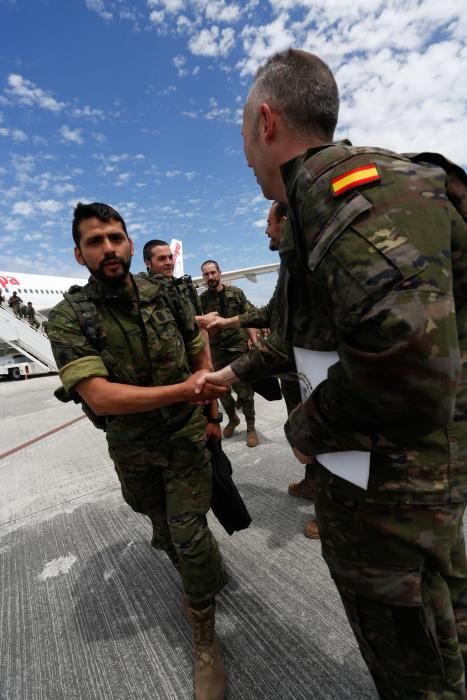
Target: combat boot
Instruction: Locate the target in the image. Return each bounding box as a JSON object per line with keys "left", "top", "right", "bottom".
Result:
{"left": 288, "top": 476, "right": 315, "bottom": 500}
{"left": 223, "top": 414, "right": 240, "bottom": 439}
{"left": 190, "top": 603, "right": 225, "bottom": 700}
{"left": 304, "top": 518, "right": 320, "bottom": 540}
{"left": 246, "top": 425, "right": 258, "bottom": 448}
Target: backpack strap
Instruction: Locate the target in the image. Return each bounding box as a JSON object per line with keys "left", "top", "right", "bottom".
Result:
{"left": 64, "top": 285, "right": 104, "bottom": 350}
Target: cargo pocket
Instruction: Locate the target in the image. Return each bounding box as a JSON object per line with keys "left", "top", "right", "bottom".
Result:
{"left": 332, "top": 567, "right": 445, "bottom": 679}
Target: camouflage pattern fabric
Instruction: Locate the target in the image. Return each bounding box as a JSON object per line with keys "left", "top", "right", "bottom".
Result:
{"left": 280, "top": 141, "right": 467, "bottom": 697}
{"left": 47, "top": 273, "right": 227, "bottom": 602}
{"left": 200, "top": 284, "right": 253, "bottom": 353}
{"left": 200, "top": 285, "right": 256, "bottom": 424}
{"left": 315, "top": 464, "right": 467, "bottom": 699}
{"left": 110, "top": 429, "right": 227, "bottom": 602}
{"left": 282, "top": 141, "right": 467, "bottom": 506}
{"left": 231, "top": 266, "right": 295, "bottom": 384}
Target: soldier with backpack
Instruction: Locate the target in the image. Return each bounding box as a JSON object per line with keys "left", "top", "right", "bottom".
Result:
{"left": 46, "top": 202, "right": 228, "bottom": 700}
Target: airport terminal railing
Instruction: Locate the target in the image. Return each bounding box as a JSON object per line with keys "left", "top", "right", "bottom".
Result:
{"left": 0, "top": 305, "right": 57, "bottom": 372}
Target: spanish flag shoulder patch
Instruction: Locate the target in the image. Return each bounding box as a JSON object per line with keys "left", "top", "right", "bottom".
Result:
{"left": 331, "top": 164, "right": 381, "bottom": 197}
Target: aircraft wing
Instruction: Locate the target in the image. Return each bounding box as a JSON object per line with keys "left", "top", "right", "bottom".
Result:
{"left": 191, "top": 263, "right": 279, "bottom": 288}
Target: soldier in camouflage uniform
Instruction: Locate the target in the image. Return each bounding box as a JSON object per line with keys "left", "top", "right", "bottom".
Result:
{"left": 46, "top": 202, "right": 228, "bottom": 700}
{"left": 142, "top": 238, "right": 220, "bottom": 430}
{"left": 25, "top": 301, "right": 40, "bottom": 328}
{"left": 197, "top": 49, "right": 467, "bottom": 698}
{"left": 8, "top": 290, "right": 23, "bottom": 316}
{"left": 199, "top": 260, "right": 259, "bottom": 448}
{"left": 201, "top": 202, "right": 319, "bottom": 539}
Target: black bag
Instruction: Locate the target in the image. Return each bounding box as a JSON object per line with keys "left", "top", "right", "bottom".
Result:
{"left": 251, "top": 376, "right": 282, "bottom": 401}
{"left": 207, "top": 437, "right": 252, "bottom": 535}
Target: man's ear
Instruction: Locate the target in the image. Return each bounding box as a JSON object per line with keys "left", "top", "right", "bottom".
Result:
{"left": 74, "top": 246, "right": 85, "bottom": 267}
{"left": 260, "top": 102, "right": 276, "bottom": 143}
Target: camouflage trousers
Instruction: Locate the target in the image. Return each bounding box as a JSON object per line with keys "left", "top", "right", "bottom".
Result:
{"left": 315, "top": 465, "right": 467, "bottom": 699}
{"left": 281, "top": 378, "right": 314, "bottom": 481}
{"left": 213, "top": 349, "right": 255, "bottom": 426}
{"left": 110, "top": 435, "right": 228, "bottom": 603}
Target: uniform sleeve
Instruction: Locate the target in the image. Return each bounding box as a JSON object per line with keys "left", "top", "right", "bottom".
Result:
{"left": 238, "top": 285, "right": 277, "bottom": 329}
{"left": 47, "top": 301, "right": 108, "bottom": 393}
{"left": 236, "top": 288, "right": 254, "bottom": 316}
{"left": 231, "top": 332, "right": 293, "bottom": 382}
{"left": 285, "top": 215, "right": 461, "bottom": 456}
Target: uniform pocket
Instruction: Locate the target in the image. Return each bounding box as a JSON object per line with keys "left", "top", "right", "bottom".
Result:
{"left": 333, "top": 567, "right": 445, "bottom": 678}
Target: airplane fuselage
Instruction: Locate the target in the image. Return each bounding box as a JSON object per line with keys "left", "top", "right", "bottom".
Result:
{"left": 0, "top": 271, "right": 87, "bottom": 314}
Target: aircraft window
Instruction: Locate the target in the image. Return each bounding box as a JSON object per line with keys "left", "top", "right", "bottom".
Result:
{"left": 46, "top": 290, "right": 49, "bottom": 294}
{"left": 35, "top": 289, "right": 38, "bottom": 293}
{"left": 18, "top": 289, "right": 22, "bottom": 293}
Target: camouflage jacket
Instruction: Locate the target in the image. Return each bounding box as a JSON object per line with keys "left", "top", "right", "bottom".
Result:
{"left": 200, "top": 284, "right": 252, "bottom": 354}
{"left": 231, "top": 266, "right": 296, "bottom": 382}
{"left": 281, "top": 141, "right": 467, "bottom": 504}
{"left": 47, "top": 274, "right": 206, "bottom": 450}
{"left": 137, "top": 271, "right": 202, "bottom": 315}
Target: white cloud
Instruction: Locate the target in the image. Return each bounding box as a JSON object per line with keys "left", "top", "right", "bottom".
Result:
{"left": 173, "top": 54, "right": 186, "bottom": 68}
{"left": 59, "top": 125, "right": 85, "bottom": 144}
{"left": 165, "top": 169, "right": 196, "bottom": 180}
{"left": 0, "top": 127, "right": 27, "bottom": 142}
{"left": 24, "top": 232, "right": 44, "bottom": 241}
{"left": 37, "top": 199, "right": 64, "bottom": 214}
{"left": 85, "top": 0, "right": 113, "bottom": 21}
{"left": 13, "top": 201, "right": 34, "bottom": 216}
{"left": 71, "top": 105, "right": 105, "bottom": 119}
{"left": 238, "top": 15, "right": 294, "bottom": 75}
{"left": 149, "top": 9, "right": 165, "bottom": 23}
{"left": 7, "top": 74, "right": 65, "bottom": 112}
{"left": 204, "top": 1, "right": 240, "bottom": 23}
{"left": 189, "top": 26, "right": 235, "bottom": 57}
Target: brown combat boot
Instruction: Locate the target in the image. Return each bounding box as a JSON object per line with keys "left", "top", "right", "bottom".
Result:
{"left": 190, "top": 603, "right": 225, "bottom": 700}
{"left": 246, "top": 426, "right": 258, "bottom": 448}
{"left": 223, "top": 414, "right": 240, "bottom": 439}
{"left": 288, "top": 476, "right": 315, "bottom": 500}
{"left": 303, "top": 518, "right": 320, "bottom": 540}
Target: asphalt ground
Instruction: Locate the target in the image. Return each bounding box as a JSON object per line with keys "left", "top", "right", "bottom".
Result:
{"left": 0, "top": 375, "right": 377, "bottom": 699}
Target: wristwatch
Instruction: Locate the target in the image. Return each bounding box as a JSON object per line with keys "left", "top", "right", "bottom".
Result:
{"left": 206, "top": 412, "right": 223, "bottom": 424}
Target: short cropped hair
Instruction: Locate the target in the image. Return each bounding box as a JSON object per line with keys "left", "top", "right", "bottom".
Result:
{"left": 201, "top": 259, "right": 220, "bottom": 271}
{"left": 143, "top": 239, "right": 170, "bottom": 262}
{"left": 72, "top": 202, "right": 128, "bottom": 247}
{"left": 273, "top": 201, "right": 288, "bottom": 220}
{"left": 248, "top": 49, "right": 339, "bottom": 141}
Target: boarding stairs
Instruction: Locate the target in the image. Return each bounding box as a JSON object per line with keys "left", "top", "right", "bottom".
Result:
{"left": 0, "top": 305, "right": 57, "bottom": 372}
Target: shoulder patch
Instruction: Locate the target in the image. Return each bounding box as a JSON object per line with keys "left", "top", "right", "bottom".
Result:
{"left": 331, "top": 164, "right": 380, "bottom": 197}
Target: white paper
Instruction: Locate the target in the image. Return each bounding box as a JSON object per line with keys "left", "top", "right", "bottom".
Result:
{"left": 293, "top": 347, "right": 370, "bottom": 490}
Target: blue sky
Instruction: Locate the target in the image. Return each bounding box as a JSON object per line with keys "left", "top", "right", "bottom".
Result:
{"left": 0, "top": 0, "right": 465, "bottom": 303}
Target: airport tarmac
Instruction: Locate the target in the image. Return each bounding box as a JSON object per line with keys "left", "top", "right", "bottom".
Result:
{"left": 0, "top": 375, "right": 377, "bottom": 699}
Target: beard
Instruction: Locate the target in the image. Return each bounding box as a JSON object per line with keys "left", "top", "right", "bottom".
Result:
{"left": 268, "top": 240, "right": 279, "bottom": 251}
{"left": 88, "top": 253, "right": 132, "bottom": 288}
{"left": 207, "top": 278, "right": 219, "bottom": 289}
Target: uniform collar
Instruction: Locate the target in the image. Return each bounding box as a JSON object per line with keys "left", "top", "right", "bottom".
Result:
{"left": 280, "top": 139, "right": 352, "bottom": 199}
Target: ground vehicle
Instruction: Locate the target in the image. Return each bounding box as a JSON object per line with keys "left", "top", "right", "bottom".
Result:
{"left": 0, "top": 352, "right": 45, "bottom": 380}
